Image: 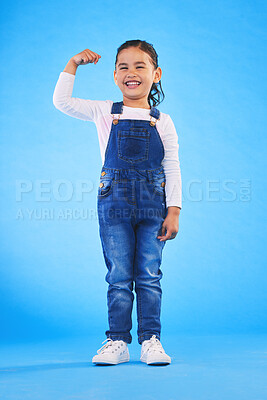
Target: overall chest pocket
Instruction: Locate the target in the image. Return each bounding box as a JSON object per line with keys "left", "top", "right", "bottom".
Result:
{"left": 118, "top": 129, "right": 150, "bottom": 163}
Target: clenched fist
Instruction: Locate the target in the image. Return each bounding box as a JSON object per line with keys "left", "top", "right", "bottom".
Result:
{"left": 72, "top": 49, "right": 101, "bottom": 66}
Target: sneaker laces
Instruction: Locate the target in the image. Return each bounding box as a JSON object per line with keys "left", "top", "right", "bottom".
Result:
{"left": 97, "top": 338, "right": 122, "bottom": 354}
{"left": 143, "top": 335, "right": 164, "bottom": 354}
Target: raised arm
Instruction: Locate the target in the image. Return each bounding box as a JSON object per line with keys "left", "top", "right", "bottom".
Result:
{"left": 52, "top": 49, "right": 102, "bottom": 121}
{"left": 63, "top": 49, "right": 101, "bottom": 75}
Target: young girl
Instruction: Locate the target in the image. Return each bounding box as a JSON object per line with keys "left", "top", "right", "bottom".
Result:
{"left": 53, "top": 40, "right": 182, "bottom": 366}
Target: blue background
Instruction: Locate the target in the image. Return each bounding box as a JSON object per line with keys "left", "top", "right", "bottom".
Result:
{"left": 0, "top": 0, "right": 266, "bottom": 345}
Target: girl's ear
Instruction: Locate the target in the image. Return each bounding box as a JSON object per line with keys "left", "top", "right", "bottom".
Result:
{"left": 114, "top": 70, "right": 118, "bottom": 85}
{"left": 153, "top": 66, "right": 162, "bottom": 83}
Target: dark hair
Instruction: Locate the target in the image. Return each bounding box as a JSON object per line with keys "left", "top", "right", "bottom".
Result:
{"left": 115, "top": 39, "right": 165, "bottom": 108}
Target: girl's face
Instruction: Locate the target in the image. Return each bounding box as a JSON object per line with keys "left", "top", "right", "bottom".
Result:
{"left": 114, "top": 47, "right": 162, "bottom": 109}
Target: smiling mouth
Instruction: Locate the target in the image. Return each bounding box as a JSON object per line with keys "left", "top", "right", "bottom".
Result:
{"left": 125, "top": 81, "right": 141, "bottom": 89}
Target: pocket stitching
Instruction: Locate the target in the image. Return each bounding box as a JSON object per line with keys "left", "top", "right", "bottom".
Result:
{"left": 152, "top": 178, "right": 166, "bottom": 196}
{"left": 117, "top": 129, "right": 150, "bottom": 163}
{"left": 97, "top": 179, "right": 114, "bottom": 198}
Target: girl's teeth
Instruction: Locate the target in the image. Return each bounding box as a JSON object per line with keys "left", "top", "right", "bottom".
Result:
{"left": 126, "top": 82, "right": 141, "bottom": 88}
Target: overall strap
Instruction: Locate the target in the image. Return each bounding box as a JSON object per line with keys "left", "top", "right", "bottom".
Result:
{"left": 149, "top": 106, "right": 160, "bottom": 119}
{"left": 111, "top": 101, "right": 124, "bottom": 114}
{"left": 110, "top": 101, "right": 160, "bottom": 126}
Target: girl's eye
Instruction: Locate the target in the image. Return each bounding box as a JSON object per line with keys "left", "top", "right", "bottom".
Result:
{"left": 120, "top": 67, "right": 144, "bottom": 70}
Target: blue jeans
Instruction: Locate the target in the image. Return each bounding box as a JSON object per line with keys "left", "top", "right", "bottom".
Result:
{"left": 97, "top": 167, "right": 167, "bottom": 345}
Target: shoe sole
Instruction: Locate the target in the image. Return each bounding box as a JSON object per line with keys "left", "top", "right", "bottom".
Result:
{"left": 92, "top": 355, "right": 130, "bottom": 365}
{"left": 140, "top": 357, "right": 171, "bottom": 365}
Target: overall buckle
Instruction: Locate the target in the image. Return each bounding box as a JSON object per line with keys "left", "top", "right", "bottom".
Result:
{"left": 150, "top": 115, "right": 160, "bottom": 126}
{"left": 112, "top": 114, "right": 121, "bottom": 125}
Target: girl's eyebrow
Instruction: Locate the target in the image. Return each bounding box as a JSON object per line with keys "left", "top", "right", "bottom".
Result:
{"left": 118, "top": 61, "right": 146, "bottom": 67}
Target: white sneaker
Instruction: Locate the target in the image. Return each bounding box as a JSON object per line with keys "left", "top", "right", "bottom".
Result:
{"left": 140, "top": 335, "right": 171, "bottom": 365}
{"left": 92, "top": 338, "right": 130, "bottom": 365}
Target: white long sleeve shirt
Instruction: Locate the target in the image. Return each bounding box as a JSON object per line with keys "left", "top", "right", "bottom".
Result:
{"left": 53, "top": 72, "right": 182, "bottom": 209}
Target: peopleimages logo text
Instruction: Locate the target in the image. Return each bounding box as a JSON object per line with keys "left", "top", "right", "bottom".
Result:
{"left": 14, "top": 178, "right": 251, "bottom": 221}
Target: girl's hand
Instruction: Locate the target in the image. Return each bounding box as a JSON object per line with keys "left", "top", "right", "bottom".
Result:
{"left": 157, "top": 207, "right": 180, "bottom": 241}
{"left": 72, "top": 49, "right": 101, "bottom": 66}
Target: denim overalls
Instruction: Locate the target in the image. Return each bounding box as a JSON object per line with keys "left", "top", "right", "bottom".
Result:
{"left": 97, "top": 101, "right": 168, "bottom": 345}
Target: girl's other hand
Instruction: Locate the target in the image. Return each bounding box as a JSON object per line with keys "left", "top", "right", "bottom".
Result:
{"left": 157, "top": 207, "right": 180, "bottom": 241}
{"left": 72, "top": 49, "right": 101, "bottom": 66}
